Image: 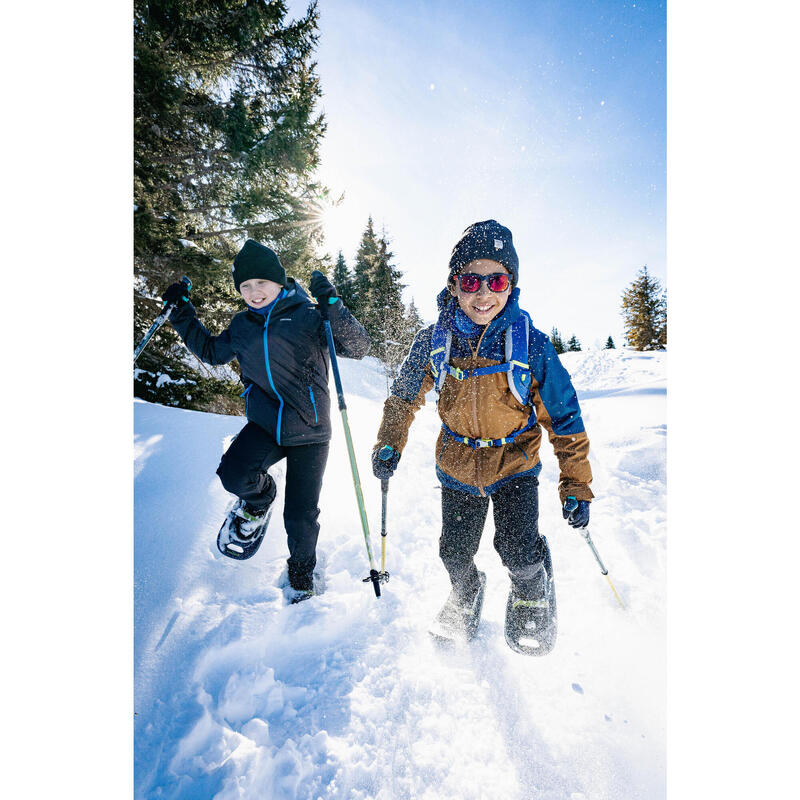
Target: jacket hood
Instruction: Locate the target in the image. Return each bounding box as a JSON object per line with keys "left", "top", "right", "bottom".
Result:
{"left": 281, "top": 278, "right": 313, "bottom": 308}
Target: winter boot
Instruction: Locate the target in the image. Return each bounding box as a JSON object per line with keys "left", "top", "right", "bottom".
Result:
{"left": 280, "top": 552, "right": 327, "bottom": 605}
{"left": 429, "top": 571, "right": 487, "bottom": 644}
{"left": 287, "top": 587, "right": 314, "bottom": 604}
{"left": 217, "top": 499, "right": 273, "bottom": 560}
{"left": 504, "top": 544, "right": 557, "bottom": 656}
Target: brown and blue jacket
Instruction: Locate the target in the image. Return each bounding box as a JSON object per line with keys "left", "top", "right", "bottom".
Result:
{"left": 374, "top": 288, "right": 593, "bottom": 501}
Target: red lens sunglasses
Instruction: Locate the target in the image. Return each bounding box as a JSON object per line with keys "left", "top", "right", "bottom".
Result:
{"left": 457, "top": 272, "right": 510, "bottom": 293}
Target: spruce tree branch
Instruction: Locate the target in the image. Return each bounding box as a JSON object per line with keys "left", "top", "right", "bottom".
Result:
{"left": 183, "top": 226, "right": 255, "bottom": 240}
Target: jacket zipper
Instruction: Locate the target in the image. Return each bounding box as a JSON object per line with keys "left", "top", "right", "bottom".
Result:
{"left": 263, "top": 302, "right": 285, "bottom": 444}
{"left": 471, "top": 327, "right": 489, "bottom": 496}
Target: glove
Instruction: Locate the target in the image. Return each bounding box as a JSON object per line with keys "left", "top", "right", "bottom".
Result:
{"left": 372, "top": 445, "right": 401, "bottom": 480}
{"left": 309, "top": 270, "right": 338, "bottom": 304}
{"left": 162, "top": 280, "right": 191, "bottom": 310}
{"left": 563, "top": 496, "right": 590, "bottom": 529}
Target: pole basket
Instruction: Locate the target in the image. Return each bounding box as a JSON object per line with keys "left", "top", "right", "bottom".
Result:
{"left": 362, "top": 569, "right": 390, "bottom": 597}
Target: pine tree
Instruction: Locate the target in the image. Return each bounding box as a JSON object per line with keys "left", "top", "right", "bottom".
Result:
{"left": 350, "top": 216, "right": 379, "bottom": 321}
{"left": 620, "top": 266, "right": 667, "bottom": 350}
{"left": 331, "top": 251, "right": 356, "bottom": 309}
{"left": 366, "top": 232, "right": 407, "bottom": 369}
{"left": 605, "top": 336, "right": 616, "bottom": 349}
{"left": 404, "top": 299, "right": 425, "bottom": 345}
{"left": 134, "top": 0, "right": 326, "bottom": 410}
{"left": 381, "top": 299, "right": 425, "bottom": 391}
{"left": 567, "top": 335, "right": 582, "bottom": 352}
{"left": 550, "top": 327, "right": 565, "bottom": 354}
{"left": 344, "top": 217, "right": 421, "bottom": 386}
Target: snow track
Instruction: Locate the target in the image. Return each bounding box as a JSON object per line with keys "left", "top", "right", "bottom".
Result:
{"left": 135, "top": 350, "right": 666, "bottom": 799}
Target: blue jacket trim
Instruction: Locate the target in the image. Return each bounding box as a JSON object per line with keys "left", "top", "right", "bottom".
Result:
{"left": 435, "top": 461, "right": 542, "bottom": 496}
{"left": 240, "top": 383, "right": 252, "bottom": 415}
{"left": 309, "top": 387, "right": 318, "bottom": 424}
{"left": 263, "top": 290, "right": 287, "bottom": 444}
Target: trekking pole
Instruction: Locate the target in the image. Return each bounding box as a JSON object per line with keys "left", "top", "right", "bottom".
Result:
{"left": 134, "top": 276, "right": 192, "bottom": 364}
{"left": 564, "top": 498, "right": 625, "bottom": 609}
{"left": 315, "top": 280, "right": 385, "bottom": 598}
{"left": 380, "top": 479, "right": 390, "bottom": 581}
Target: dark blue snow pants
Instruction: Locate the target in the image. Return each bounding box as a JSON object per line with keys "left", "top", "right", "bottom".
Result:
{"left": 440, "top": 474, "right": 548, "bottom": 602}
{"left": 217, "top": 421, "right": 329, "bottom": 590}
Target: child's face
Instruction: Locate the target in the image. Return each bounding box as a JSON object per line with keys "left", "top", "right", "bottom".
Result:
{"left": 449, "top": 259, "right": 512, "bottom": 326}
{"left": 239, "top": 278, "right": 283, "bottom": 309}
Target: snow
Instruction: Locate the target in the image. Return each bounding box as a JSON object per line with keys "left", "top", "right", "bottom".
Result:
{"left": 135, "top": 349, "right": 666, "bottom": 799}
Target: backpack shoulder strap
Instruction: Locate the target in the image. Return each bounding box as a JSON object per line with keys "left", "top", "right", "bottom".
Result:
{"left": 506, "top": 311, "right": 532, "bottom": 405}
{"left": 429, "top": 323, "right": 452, "bottom": 393}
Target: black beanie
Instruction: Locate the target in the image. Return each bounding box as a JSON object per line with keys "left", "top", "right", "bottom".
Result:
{"left": 447, "top": 220, "right": 519, "bottom": 286}
{"left": 232, "top": 239, "right": 287, "bottom": 291}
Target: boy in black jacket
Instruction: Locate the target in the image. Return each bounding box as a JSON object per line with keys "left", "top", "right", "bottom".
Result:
{"left": 162, "top": 239, "right": 370, "bottom": 601}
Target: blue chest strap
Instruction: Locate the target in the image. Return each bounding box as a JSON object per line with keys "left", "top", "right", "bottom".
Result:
{"left": 429, "top": 312, "right": 536, "bottom": 449}
{"left": 429, "top": 312, "right": 532, "bottom": 403}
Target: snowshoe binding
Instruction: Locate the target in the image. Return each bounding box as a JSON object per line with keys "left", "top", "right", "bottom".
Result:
{"left": 505, "top": 543, "right": 557, "bottom": 656}
{"left": 429, "top": 571, "right": 486, "bottom": 644}
{"left": 216, "top": 499, "right": 273, "bottom": 560}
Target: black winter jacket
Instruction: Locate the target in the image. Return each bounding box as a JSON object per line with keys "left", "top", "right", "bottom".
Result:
{"left": 170, "top": 279, "right": 370, "bottom": 445}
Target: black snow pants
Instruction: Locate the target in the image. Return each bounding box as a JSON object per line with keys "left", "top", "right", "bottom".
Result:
{"left": 440, "top": 474, "right": 548, "bottom": 603}
{"left": 216, "top": 421, "right": 329, "bottom": 590}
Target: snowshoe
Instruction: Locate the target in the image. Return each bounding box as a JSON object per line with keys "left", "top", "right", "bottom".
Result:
{"left": 429, "top": 571, "right": 486, "bottom": 644}
{"left": 504, "top": 545, "right": 557, "bottom": 656}
{"left": 216, "top": 499, "right": 273, "bottom": 560}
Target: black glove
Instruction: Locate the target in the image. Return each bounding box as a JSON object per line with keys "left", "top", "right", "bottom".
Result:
{"left": 309, "top": 270, "right": 338, "bottom": 304}
{"left": 372, "top": 445, "right": 401, "bottom": 480}
{"left": 563, "top": 496, "right": 591, "bottom": 529}
{"left": 162, "top": 280, "right": 191, "bottom": 310}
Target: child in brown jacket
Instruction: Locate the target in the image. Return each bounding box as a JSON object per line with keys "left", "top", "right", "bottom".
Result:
{"left": 371, "top": 220, "right": 593, "bottom": 654}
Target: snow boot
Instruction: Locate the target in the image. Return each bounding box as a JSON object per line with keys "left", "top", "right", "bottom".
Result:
{"left": 279, "top": 553, "right": 327, "bottom": 605}
{"left": 429, "top": 571, "right": 487, "bottom": 644}
{"left": 216, "top": 499, "right": 273, "bottom": 560}
{"left": 504, "top": 542, "right": 557, "bottom": 656}
{"left": 287, "top": 587, "right": 314, "bottom": 604}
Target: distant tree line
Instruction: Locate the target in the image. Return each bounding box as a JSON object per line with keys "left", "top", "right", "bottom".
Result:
{"left": 549, "top": 328, "right": 582, "bottom": 354}
{"left": 547, "top": 264, "right": 665, "bottom": 355}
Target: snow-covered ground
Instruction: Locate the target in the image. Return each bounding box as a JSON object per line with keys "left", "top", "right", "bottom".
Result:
{"left": 134, "top": 348, "right": 666, "bottom": 799}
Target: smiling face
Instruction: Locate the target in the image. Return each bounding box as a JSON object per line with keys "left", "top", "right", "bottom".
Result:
{"left": 239, "top": 277, "right": 283, "bottom": 309}
{"left": 449, "top": 259, "right": 512, "bottom": 325}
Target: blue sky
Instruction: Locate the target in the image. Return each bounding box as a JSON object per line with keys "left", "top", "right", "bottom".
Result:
{"left": 292, "top": 0, "right": 666, "bottom": 347}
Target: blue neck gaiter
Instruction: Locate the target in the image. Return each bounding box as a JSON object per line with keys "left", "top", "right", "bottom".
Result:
{"left": 247, "top": 289, "right": 285, "bottom": 316}
{"left": 453, "top": 305, "right": 484, "bottom": 338}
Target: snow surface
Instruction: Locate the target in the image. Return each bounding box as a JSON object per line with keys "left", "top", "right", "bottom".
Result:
{"left": 135, "top": 348, "right": 666, "bottom": 799}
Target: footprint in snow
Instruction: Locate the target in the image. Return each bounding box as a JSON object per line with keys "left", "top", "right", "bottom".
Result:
{"left": 571, "top": 683, "right": 583, "bottom": 694}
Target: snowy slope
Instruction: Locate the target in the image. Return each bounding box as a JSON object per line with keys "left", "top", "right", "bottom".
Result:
{"left": 134, "top": 349, "right": 666, "bottom": 800}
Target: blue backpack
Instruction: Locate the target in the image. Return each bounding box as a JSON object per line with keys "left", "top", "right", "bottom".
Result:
{"left": 428, "top": 311, "right": 537, "bottom": 449}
